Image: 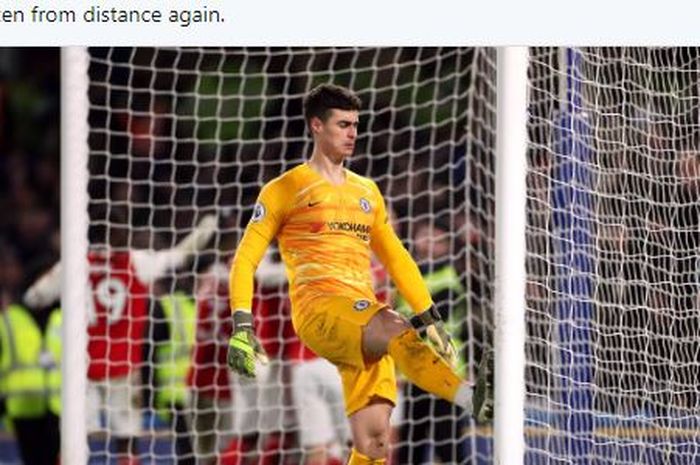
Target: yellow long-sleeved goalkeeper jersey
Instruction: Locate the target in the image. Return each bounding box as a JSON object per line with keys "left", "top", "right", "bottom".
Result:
{"left": 229, "top": 163, "right": 432, "bottom": 324}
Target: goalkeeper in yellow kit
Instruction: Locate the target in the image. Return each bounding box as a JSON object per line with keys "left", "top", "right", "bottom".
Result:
{"left": 227, "top": 84, "right": 493, "bottom": 464}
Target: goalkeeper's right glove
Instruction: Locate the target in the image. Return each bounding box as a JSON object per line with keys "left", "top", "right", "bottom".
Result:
{"left": 410, "top": 305, "right": 458, "bottom": 366}
{"left": 227, "top": 311, "right": 268, "bottom": 378}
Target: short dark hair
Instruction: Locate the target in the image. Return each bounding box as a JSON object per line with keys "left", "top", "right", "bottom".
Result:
{"left": 303, "top": 84, "right": 362, "bottom": 129}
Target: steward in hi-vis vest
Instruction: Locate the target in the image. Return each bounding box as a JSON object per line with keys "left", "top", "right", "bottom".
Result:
{"left": 0, "top": 304, "right": 50, "bottom": 419}
{"left": 149, "top": 288, "right": 197, "bottom": 465}
{"left": 156, "top": 291, "right": 196, "bottom": 413}
{"left": 0, "top": 303, "right": 61, "bottom": 465}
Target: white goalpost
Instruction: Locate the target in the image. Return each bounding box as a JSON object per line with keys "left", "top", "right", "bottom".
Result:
{"left": 494, "top": 46, "right": 528, "bottom": 465}
{"left": 61, "top": 46, "right": 90, "bottom": 465}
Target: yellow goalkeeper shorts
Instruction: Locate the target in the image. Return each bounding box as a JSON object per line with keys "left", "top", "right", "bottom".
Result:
{"left": 295, "top": 295, "right": 397, "bottom": 416}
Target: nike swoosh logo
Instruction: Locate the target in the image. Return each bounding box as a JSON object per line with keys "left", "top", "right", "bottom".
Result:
{"left": 308, "top": 201, "right": 321, "bottom": 207}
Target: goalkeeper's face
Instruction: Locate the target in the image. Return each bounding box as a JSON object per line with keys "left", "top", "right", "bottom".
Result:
{"left": 312, "top": 109, "right": 359, "bottom": 162}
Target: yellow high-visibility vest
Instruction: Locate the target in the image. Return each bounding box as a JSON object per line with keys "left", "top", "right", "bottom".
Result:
{"left": 45, "top": 308, "right": 62, "bottom": 415}
{"left": 156, "top": 292, "right": 196, "bottom": 409}
{"left": 0, "top": 305, "right": 48, "bottom": 418}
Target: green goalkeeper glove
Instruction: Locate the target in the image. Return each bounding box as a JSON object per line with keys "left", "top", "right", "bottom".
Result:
{"left": 410, "top": 305, "right": 457, "bottom": 366}
{"left": 227, "top": 311, "right": 269, "bottom": 378}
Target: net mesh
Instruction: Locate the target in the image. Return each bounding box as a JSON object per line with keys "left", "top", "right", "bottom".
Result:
{"left": 85, "top": 47, "right": 491, "bottom": 464}
{"left": 79, "top": 46, "right": 700, "bottom": 465}
{"left": 524, "top": 47, "right": 700, "bottom": 464}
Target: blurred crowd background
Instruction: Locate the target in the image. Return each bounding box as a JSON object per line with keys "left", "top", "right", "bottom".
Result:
{"left": 0, "top": 48, "right": 60, "bottom": 310}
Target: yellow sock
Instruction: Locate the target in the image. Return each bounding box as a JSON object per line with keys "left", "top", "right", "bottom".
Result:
{"left": 387, "top": 329, "right": 466, "bottom": 404}
{"left": 347, "top": 448, "right": 386, "bottom": 464}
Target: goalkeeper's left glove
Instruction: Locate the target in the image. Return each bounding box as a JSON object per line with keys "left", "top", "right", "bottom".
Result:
{"left": 227, "top": 311, "right": 269, "bottom": 378}
{"left": 410, "top": 305, "right": 457, "bottom": 366}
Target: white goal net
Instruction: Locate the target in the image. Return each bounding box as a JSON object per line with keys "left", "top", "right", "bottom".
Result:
{"left": 522, "top": 47, "right": 700, "bottom": 464}
{"left": 81, "top": 47, "right": 490, "bottom": 465}
{"left": 71, "top": 46, "right": 700, "bottom": 465}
